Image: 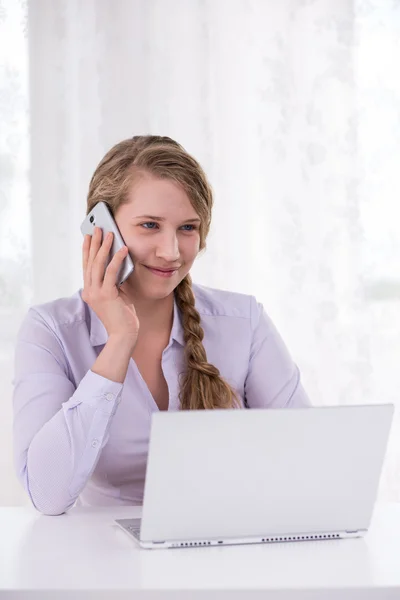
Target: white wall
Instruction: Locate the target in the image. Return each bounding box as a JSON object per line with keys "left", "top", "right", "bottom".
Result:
{"left": 1, "top": 0, "right": 400, "bottom": 506}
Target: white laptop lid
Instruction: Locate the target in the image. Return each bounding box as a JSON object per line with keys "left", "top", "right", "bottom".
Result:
{"left": 140, "top": 404, "right": 394, "bottom": 543}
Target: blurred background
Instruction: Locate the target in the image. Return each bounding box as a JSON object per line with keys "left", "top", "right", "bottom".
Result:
{"left": 1, "top": 0, "right": 399, "bottom": 506}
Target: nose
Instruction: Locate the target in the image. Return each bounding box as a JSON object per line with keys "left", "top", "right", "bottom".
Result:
{"left": 155, "top": 232, "right": 180, "bottom": 262}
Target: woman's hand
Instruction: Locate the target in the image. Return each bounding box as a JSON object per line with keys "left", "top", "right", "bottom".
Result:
{"left": 82, "top": 227, "right": 139, "bottom": 349}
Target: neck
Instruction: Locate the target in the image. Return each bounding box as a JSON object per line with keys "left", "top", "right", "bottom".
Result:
{"left": 120, "top": 282, "right": 174, "bottom": 334}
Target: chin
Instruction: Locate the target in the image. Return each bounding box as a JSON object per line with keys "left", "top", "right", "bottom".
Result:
{"left": 129, "top": 266, "right": 189, "bottom": 297}
{"left": 141, "top": 281, "right": 177, "bottom": 298}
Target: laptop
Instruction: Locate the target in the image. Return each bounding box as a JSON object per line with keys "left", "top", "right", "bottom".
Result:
{"left": 115, "top": 403, "right": 394, "bottom": 549}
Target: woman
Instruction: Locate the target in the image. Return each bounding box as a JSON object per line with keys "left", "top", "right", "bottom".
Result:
{"left": 12, "top": 135, "right": 311, "bottom": 516}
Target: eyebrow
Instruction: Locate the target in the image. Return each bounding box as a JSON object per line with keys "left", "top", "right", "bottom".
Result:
{"left": 133, "top": 215, "right": 201, "bottom": 223}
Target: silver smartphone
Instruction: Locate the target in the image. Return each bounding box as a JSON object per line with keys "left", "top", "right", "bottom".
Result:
{"left": 80, "top": 201, "right": 134, "bottom": 286}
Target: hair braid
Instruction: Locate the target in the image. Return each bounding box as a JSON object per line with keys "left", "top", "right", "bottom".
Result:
{"left": 175, "top": 274, "right": 241, "bottom": 410}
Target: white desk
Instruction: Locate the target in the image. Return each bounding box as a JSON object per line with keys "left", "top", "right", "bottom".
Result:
{"left": 1, "top": 503, "right": 399, "bottom": 599}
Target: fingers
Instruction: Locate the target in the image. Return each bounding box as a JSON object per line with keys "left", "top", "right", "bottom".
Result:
{"left": 103, "top": 244, "right": 129, "bottom": 290}
{"left": 82, "top": 227, "right": 108, "bottom": 288}
{"left": 82, "top": 227, "right": 130, "bottom": 291}
{"left": 91, "top": 228, "right": 114, "bottom": 287}
{"left": 82, "top": 234, "right": 91, "bottom": 286}
{"left": 83, "top": 226, "right": 101, "bottom": 287}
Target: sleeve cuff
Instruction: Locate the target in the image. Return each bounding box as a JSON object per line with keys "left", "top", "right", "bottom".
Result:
{"left": 62, "top": 369, "right": 124, "bottom": 412}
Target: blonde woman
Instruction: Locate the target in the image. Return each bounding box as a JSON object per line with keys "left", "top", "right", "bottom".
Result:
{"left": 12, "top": 135, "right": 311, "bottom": 516}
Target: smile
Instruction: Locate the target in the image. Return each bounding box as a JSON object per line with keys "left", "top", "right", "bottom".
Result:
{"left": 144, "top": 266, "right": 178, "bottom": 278}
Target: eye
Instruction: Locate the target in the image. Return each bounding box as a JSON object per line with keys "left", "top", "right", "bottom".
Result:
{"left": 141, "top": 222, "right": 159, "bottom": 230}
{"left": 140, "top": 222, "right": 198, "bottom": 231}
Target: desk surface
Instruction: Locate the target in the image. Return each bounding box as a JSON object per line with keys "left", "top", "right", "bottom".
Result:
{"left": 1, "top": 503, "right": 399, "bottom": 599}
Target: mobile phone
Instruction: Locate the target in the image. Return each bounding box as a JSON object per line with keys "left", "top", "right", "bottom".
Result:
{"left": 80, "top": 201, "right": 135, "bottom": 286}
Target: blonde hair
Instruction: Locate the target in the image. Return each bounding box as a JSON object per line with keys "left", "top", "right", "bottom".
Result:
{"left": 86, "top": 135, "right": 241, "bottom": 410}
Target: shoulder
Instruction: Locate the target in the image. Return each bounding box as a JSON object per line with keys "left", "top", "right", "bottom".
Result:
{"left": 15, "top": 291, "right": 87, "bottom": 380}
{"left": 191, "top": 282, "right": 262, "bottom": 329}
{"left": 25, "top": 289, "right": 87, "bottom": 332}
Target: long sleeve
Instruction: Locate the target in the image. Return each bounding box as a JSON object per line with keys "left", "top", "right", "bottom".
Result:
{"left": 244, "top": 299, "right": 311, "bottom": 409}
{"left": 12, "top": 308, "right": 123, "bottom": 515}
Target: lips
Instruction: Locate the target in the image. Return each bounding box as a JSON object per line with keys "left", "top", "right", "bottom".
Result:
{"left": 145, "top": 266, "right": 178, "bottom": 273}
{"left": 144, "top": 265, "right": 179, "bottom": 278}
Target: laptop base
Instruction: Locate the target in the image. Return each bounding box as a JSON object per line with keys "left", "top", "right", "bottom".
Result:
{"left": 115, "top": 518, "right": 366, "bottom": 550}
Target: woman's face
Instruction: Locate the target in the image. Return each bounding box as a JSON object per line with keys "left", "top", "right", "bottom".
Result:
{"left": 114, "top": 175, "right": 202, "bottom": 299}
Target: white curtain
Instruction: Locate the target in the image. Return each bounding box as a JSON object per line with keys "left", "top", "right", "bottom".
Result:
{"left": 1, "top": 0, "right": 399, "bottom": 505}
